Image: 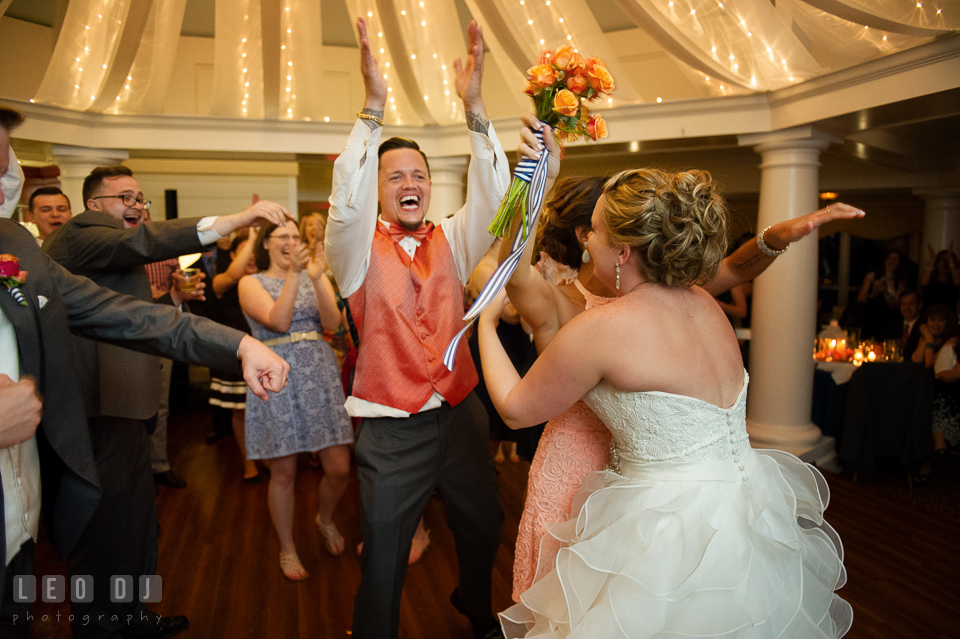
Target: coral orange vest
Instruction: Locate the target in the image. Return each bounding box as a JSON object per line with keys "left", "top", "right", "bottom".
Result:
{"left": 347, "top": 222, "right": 478, "bottom": 413}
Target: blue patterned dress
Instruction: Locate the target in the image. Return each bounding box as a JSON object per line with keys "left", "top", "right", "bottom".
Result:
{"left": 243, "top": 272, "right": 353, "bottom": 459}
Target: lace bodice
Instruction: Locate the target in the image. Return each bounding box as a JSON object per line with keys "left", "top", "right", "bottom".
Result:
{"left": 583, "top": 371, "right": 751, "bottom": 472}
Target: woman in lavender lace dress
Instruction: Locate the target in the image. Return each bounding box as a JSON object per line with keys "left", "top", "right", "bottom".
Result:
{"left": 239, "top": 220, "right": 353, "bottom": 581}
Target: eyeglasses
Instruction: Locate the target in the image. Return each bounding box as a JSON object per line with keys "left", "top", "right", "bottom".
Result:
{"left": 269, "top": 234, "right": 299, "bottom": 242}
{"left": 92, "top": 194, "right": 151, "bottom": 209}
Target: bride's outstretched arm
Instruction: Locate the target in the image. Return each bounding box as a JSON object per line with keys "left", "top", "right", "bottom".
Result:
{"left": 479, "top": 291, "right": 602, "bottom": 429}
{"left": 704, "top": 203, "right": 864, "bottom": 296}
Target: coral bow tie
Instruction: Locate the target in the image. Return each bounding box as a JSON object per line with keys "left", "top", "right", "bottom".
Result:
{"left": 383, "top": 222, "right": 433, "bottom": 243}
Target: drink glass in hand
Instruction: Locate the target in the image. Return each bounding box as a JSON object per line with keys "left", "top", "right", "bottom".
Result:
{"left": 178, "top": 268, "right": 201, "bottom": 292}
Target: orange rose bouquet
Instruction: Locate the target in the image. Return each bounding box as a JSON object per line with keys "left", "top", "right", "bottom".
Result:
{"left": 488, "top": 47, "right": 614, "bottom": 237}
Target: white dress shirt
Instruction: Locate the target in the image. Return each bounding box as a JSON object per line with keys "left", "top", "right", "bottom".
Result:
{"left": 0, "top": 310, "right": 41, "bottom": 565}
{"left": 326, "top": 119, "right": 509, "bottom": 418}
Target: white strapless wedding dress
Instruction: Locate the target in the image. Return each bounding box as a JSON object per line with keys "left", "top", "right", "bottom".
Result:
{"left": 500, "top": 372, "right": 852, "bottom": 638}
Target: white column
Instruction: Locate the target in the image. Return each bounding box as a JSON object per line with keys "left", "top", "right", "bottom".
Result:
{"left": 916, "top": 189, "right": 960, "bottom": 271}
{"left": 426, "top": 156, "right": 468, "bottom": 224}
{"left": 738, "top": 127, "right": 838, "bottom": 460}
{"left": 52, "top": 145, "right": 130, "bottom": 212}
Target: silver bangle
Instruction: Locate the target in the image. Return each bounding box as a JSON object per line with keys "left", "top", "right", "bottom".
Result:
{"left": 757, "top": 226, "right": 788, "bottom": 257}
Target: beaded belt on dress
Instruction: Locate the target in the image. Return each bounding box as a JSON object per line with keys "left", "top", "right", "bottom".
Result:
{"left": 261, "top": 331, "right": 319, "bottom": 346}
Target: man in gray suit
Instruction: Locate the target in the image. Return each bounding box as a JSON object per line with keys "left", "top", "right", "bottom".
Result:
{"left": 43, "top": 163, "right": 292, "bottom": 638}
{"left": 0, "top": 106, "right": 289, "bottom": 637}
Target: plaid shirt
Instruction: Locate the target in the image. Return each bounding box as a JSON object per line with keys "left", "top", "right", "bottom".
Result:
{"left": 145, "top": 258, "right": 179, "bottom": 297}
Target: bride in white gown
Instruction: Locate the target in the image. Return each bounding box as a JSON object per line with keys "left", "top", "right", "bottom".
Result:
{"left": 478, "top": 130, "right": 852, "bottom": 638}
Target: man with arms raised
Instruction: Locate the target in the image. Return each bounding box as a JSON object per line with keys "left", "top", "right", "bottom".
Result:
{"left": 325, "top": 18, "right": 508, "bottom": 639}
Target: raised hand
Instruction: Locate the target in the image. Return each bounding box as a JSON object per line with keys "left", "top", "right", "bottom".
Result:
{"left": 518, "top": 112, "right": 561, "bottom": 181}
{"left": 454, "top": 21, "right": 489, "bottom": 134}
{"left": 357, "top": 17, "right": 387, "bottom": 113}
{"left": 306, "top": 241, "right": 327, "bottom": 281}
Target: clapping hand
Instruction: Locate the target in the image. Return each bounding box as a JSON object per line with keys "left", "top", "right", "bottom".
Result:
{"left": 306, "top": 241, "right": 327, "bottom": 281}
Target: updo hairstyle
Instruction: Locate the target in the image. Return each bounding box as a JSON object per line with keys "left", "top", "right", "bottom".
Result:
{"left": 600, "top": 169, "right": 728, "bottom": 287}
{"left": 537, "top": 176, "right": 605, "bottom": 270}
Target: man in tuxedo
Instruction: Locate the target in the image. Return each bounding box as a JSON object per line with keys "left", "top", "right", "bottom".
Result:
{"left": 42, "top": 161, "right": 291, "bottom": 636}
{"left": 893, "top": 289, "right": 923, "bottom": 357}
{"left": 0, "top": 106, "right": 289, "bottom": 638}
{"left": 326, "top": 19, "right": 507, "bottom": 639}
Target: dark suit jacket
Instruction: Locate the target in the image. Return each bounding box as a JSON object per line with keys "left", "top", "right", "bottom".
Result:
{"left": 0, "top": 219, "right": 244, "bottom": 599}
{"left": 43, "top": 211, "right": 207, "bottom": 420}
{"left": 885, "top": 315, "right": 922, "bottom": 358}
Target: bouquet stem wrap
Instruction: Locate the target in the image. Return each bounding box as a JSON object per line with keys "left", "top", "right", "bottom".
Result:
{"left": 443, "top": 128, "right": 549, "bottom": 372}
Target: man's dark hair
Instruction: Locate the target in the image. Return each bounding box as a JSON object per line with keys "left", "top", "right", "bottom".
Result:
{"left": 0, "top": 106, "right": 24, "bottom": 132}
{"left": 900, "top": 288, "right": 921, "bottom": 304}
{"left": 28, "top": 186, "right": 71, "bottom": 212}
{"left": 378, "top": 137, "right": 430, "bottom": 176}
{"left": 82, "top": 165, "right": 134, "bottom": 206}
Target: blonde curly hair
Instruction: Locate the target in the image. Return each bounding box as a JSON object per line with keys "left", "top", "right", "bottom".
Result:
{"left": 601, "top": 169, "right": 728, "bottom": 287}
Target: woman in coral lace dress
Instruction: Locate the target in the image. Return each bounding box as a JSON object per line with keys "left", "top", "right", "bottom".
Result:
{"left": 504, "top": 115, "right": 866, "bottom": 602}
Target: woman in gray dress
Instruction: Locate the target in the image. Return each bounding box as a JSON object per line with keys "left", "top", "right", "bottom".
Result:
{"left": 239, "top": 219, "right": 354, "bottom": 580}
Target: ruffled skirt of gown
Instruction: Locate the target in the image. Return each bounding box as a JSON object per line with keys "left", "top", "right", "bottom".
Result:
{"left": 500, "top": 448, "right": 852, "bottom": 638}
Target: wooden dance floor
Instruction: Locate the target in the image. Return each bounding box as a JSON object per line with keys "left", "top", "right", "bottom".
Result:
{"left": 30, "top": 408, "right": 960, "bottom": 638}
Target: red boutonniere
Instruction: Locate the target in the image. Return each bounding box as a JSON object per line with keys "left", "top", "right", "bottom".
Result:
{"left": 0, "top": 254, "right": 28, "bottom": 306}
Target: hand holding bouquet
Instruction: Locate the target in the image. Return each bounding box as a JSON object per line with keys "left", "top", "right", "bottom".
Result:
{"left": 489, "top": 47, "right": 614, "bottom": 237}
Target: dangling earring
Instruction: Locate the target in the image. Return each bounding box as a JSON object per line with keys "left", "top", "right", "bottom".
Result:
{"left": 616, "top": 263, "right": 621, "bottom": 290}
{"left": 581, "top": 239, "right": 590, "bottom": 264}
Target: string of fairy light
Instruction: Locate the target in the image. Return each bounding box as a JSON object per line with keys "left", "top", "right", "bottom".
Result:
{"left": 26, "top": 0, "right": 952, "bottom": 118}
{"left": 514, "top": 0, "right": 618, "bottom": 106}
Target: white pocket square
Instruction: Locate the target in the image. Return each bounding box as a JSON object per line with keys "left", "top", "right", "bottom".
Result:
{"left": 38, "top": 296, "right": 48, "bottom": 309}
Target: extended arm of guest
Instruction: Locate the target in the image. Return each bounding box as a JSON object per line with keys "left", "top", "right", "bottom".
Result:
{"left": 704, "top": 203, "right": 865, "bottom": 296}
{"left": 49, "top": 254, "right": 288, "bottom": 400}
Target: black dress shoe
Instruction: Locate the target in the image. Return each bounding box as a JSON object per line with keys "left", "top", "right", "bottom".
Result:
{"left": 122, "top": 615, "right": 189, "bottom": 638}
{"left": 153, "top": 470, "right": 187, "bottom": 489}
{"left": 450, "top": 589, "right": 503, "bottom": 639}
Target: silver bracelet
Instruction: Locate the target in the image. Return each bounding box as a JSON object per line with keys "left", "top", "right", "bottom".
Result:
{"left": 757, "top": 226, "right": 788, "bottom": 257}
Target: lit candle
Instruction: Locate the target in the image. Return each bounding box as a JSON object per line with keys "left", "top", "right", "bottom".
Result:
{"left": 867, "top": 351, "right": 877, "bottom": 362}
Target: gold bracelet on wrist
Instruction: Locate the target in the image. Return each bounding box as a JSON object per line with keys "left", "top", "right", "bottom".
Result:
{"left": 357, "top": 112, "right": 384, "bottom": 126}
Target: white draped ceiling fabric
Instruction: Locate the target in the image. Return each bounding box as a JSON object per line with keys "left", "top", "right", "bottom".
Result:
{"left": 22, "top": 0, "right": 958, "bottom": 121}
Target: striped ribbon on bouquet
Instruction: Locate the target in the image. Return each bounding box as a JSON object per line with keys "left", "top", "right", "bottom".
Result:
{"left": 443, "top": 129, "right": 549, "bottom": 371}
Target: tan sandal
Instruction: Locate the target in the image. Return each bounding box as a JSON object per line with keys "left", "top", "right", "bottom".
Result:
{"left": 316, "top": 514, "right": 345, "bottom": 556}
{"left": 279, "top": 552, "right": 309, "bottom": 581}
